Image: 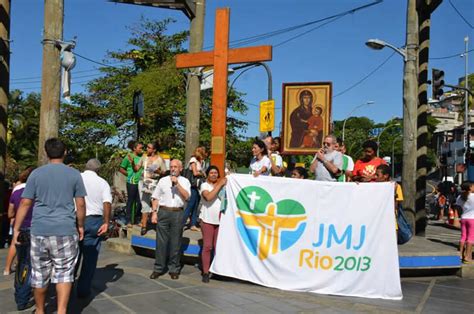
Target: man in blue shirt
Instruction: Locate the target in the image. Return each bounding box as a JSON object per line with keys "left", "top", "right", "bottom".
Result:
{"left": 14, "top": 138, "right": 87, "bottom": 314}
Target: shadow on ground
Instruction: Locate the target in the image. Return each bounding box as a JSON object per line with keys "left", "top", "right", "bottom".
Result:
{"left": 67, "top": 263, "right": 124, "bottom": 313}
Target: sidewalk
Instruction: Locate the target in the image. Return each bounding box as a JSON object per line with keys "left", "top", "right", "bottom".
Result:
{"left": 1, "top": 245, "right": 474, "bottom": 313}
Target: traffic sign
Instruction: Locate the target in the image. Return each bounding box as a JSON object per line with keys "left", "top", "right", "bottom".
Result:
{"left": 259, "top": 100, "right": 275, "bottom": 132}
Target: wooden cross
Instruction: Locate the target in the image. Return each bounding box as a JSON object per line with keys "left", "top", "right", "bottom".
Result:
{"left": 176, "top": 8, "right": 272, "bottom": 174}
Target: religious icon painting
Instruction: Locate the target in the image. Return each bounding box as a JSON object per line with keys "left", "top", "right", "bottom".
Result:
{"left": 281, "top": 82, "right": 332, "bottom": 155}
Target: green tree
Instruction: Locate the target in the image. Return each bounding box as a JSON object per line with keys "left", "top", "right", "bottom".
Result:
{"left": 333, "top": 117, "right": 377, "bottom": 159}
{"left": 60, "top": 17, "right": 248, "bottom": 164}
{"left": 7, "top": 90, "right": 40, "bottom": 169}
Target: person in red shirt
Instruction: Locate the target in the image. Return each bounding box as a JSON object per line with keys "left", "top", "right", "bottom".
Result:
{"left": 352, "top": 140, "right": 387, "bottom": 182}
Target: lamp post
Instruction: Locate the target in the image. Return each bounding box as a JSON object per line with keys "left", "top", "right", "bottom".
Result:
{"left": 376, "top": 123, "right": 401, "bottom": 157}
{"left": 366, "top": 39, "right": 409, "bottom": 61}
{"left": 228, "top": 62, "right": 273, "bottom": 136}
{"left": 366, "top": 0, "right": 419, "bottom": 231}
{"left": 342, "top": 101, "right": 374, "bottom": 142}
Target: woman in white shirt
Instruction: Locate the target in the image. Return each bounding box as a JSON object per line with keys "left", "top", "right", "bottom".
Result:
{"left": 249, "top": 139, "right": 271, "bottom": 177}
{"left": 456, "top": 181, "right": 474, "bottom": 264}
{"left": 199, "top": 165, "right": 226, "bottom": 283}
{"left": 183, "top": 147, "right": 207, "bottom": 231}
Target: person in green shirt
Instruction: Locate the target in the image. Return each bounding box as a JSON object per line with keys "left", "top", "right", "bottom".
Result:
{"left": 335, "top": 138, "right": 354, "bottom": 182}
{"left": 119, "top": 141, "right": 144, "bottom": 226}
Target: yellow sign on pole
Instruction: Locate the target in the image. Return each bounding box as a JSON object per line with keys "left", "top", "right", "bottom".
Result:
{"left": 259, "top": 100, "right": 275, "bottom": 132}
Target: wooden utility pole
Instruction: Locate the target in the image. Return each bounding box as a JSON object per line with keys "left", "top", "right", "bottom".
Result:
{"left": 0, "top": 0, "right": 10, "bottom": 245}
{"left": 184, "top": 0, "right": 205, "bottom": 163}
{"left": 176, "top": 8, "right": 272, "bottom": 175}
{"left": 415, "top": 0, "right": 442, "bottom": 235}
{"left": 38, "top": 0, "right": 64, "bottom": 165}
{"left": 402, "top": 0, "right": 419, "bottom": 228}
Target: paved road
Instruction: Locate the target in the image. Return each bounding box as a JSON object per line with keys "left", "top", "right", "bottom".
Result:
{"left": 0, "top": 244, "right": 473, "bottom": 314}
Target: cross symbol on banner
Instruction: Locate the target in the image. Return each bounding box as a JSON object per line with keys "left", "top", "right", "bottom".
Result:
{"left": 247, "top": 191, "right": 261, "bottom": 210}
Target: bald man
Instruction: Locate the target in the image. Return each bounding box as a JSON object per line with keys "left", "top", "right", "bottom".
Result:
{"left": 149, "top": 159, "right": 191, "bottom": 280}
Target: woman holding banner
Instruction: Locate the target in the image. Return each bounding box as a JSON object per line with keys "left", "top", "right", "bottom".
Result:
{"left": 199, "top": 166, "right": 227, "bottom": 283}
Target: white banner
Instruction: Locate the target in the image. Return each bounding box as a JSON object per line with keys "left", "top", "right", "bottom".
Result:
{"left": 211, "top": 174, "right": 402, "bottom": 300}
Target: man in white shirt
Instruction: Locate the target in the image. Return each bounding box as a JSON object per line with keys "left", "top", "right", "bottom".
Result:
{"left": 150, "top": 159, "right": 191, "bottom": 280}
{"left": 310, "top": 134, "right": 343, "bottom": 182}
{"left": 77, "top": 159, "right": 112, "bottom": 298}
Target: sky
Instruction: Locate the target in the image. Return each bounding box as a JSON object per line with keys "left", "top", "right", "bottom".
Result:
{"left": 9, "top": 0, "right": 474, "bottom": 138}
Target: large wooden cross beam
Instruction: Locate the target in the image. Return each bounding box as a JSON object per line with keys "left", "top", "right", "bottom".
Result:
{"left": 176, "top": 8, "right": 272, "bottom": 175}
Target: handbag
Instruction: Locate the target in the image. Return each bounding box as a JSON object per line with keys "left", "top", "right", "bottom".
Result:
{"left": 397, "top": 205, "right": 413, "bottom": 245}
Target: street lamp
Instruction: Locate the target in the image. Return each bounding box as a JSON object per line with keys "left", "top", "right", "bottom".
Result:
{"left": 376, "top": 123, "right": 401, "bottom": 157}
{"left": 342, "top": 101, "right": 375, "bottom": 142}
{"left": 365, "top": 39, "right": 410, "bottom": 61}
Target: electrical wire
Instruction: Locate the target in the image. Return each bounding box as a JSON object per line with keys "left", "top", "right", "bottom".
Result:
{"left": 448, "top": 0, "right": 473, "bottom": 29}
{"left": 204, "top": 0, "right": 382, "bottom": 50}
{"left": 12, "top": 79, "right": 96, "bottom": 91}
{"left": 273, "top": 15, "right": 345, "bottom": 48}
{"left": 430, "top": 48, "right": 474, "bottom": 60}
{"left": 74, "top": 52, "right": 128, "bottom": 68}
{"left": 11, "top": 73, "right": 104, "bottom": 85}
{"left": 333, "top": 51, "right": 396, "bottom": 98}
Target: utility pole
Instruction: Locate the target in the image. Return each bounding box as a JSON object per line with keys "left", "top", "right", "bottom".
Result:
{"left": 38, "top": 0, "right": 64, "bottom": 165}
{"left": 402, "top": 0, "right": 419, "bottom": 230}
{"left": 415, "top": 0, "right": 442, "bottom": 235}
{"left": 0, "top": 0, "right": 10, "bottom": 246}
{"left": 464, "top": 36, "right": 471, "bottom": 180}
{"left": 184, "top": 0, "right": 205, "bottom": 163}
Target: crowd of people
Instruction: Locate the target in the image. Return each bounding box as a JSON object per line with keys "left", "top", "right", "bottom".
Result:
{"left": 2, "top": 133, "right": 473, "bottom": 312}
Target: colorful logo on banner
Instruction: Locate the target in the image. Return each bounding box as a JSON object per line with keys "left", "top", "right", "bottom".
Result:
{"left": 235, "top": 186, "right": 307, "bottom": 260}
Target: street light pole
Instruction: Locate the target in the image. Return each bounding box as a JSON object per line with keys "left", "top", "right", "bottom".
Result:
{"left": 342, "top": 101, "right": 374, "bottom": 142}
{"left": 463, "top": 36, "right": 471, "bottom": 180}
{"left": 376, "top": 123, "right": 401, "bottom": 157}
{"left": 365, "top": 0, "right": 418, "bottom": 232}
{"left": 401, "top": 0, "right": 419, "bottom": 227}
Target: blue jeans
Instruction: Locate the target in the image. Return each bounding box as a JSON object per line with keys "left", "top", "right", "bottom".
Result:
{"left": 182, "top": 187, "right": 200, "bottom": 227}
{"left": 77, "top": 216, "right": 104, "bottom": 297}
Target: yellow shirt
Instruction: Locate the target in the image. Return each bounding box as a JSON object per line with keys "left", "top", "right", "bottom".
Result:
{"left": 395, "top": 183, "right": 404, "bottom": 202}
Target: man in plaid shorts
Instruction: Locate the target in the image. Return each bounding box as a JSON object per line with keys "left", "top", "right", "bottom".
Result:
{"left": 14, "top": 138, "right": 86, "bottom": 314}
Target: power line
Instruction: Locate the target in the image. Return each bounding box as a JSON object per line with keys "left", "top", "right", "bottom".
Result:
{"left": 204, "top": 0, "right": 382, "bottom": 50}
{"left": 448, "top": 0, "right": 473, "bottom": 29}
{"left": 11, "top": 73, "right": 104, "bottom": 85}
{"left": 74, "top": 52, "right": 128, "bottom": 68}
{"left": 430, "top": 48, "right": 474, "bottom": 60}
{"left": 274, "top": 15, "right": 344, "bottom": 48}
{"left": 333, "top": 51, "right": 396, "bottom": 98}
{"left": 12, "top": 79, "right": 96, "bottom": 91}
{"left": 11, "top": 68, "right": 97, "bottom": 81}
